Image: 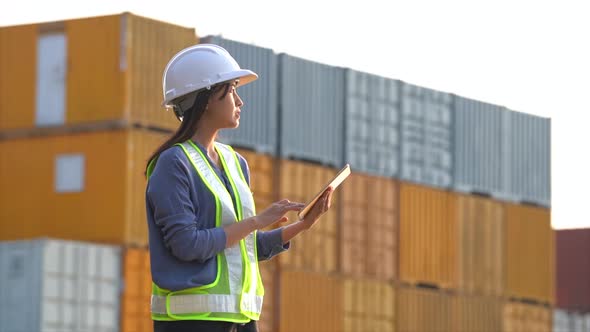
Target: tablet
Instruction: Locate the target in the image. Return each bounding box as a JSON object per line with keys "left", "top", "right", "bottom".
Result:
{"left": 298, "top": 164, "right": 351, "bottom": 219}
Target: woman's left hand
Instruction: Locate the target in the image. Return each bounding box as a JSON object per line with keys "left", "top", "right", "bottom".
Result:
{"left": 300, "top": 186, "right": 334, "bottom": 229}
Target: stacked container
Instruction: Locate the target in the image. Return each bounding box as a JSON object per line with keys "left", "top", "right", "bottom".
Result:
{"left": 0, "top": 12, "right": 198, "bottom": 332}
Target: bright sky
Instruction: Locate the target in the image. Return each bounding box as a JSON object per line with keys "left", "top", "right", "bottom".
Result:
{"left": 2, "top": 0, "right": 588, "bottom": 229}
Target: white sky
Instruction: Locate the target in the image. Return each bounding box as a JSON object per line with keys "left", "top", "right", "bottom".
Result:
{"left": 2, "top": 0, "right": 588, "bottom": 229}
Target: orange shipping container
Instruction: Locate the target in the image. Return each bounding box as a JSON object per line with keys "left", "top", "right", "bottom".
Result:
{"left": 343, "top": 278, "right": 395, "bottom": 332}
{"left": 503, "top": 301, "right": 552, "bottom": 332}
{"left": 279, "top": 271, "right": 343, "bottom": 332}
{"left": 396, "top": 286, "right": 452, "bottom": 332}
{"left": 0, "top": 129, "right": 167, "bottom": 245}
{"left": 504, "top": 204, "right": 554, "bottom": 304}
{"left": 399, "top": 183, "right": 458, "bottom": 289}
{"left": 452, "top": 294, "right": 502, "bottom": 332}
{"left": 339, "top": 174, "right": 397, "bottom": 279}
{"left": 121, "top": 247, "right": 152, "bottom": 332}
{"left": 0, "top": 13, "right": 197, "bottom": 132}
{"left": 456, "top": 194, "right": 504, "bottom": 296}
{"left": 277, "top": 160, "right": 339, "bottom": 273}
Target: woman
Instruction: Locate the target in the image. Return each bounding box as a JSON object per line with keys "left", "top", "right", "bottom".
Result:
{"left": 145, "top": 44, "right": 334, "bottom": 332}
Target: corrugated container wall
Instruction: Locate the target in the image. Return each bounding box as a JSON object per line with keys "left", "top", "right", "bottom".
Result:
{"left": 556, "top": 228, "right": 590, "bottom": 312}
{"left": 344, "top": 70, "right": 399, "bottom": 177}
{"left": 453, "top": 95, "right": 504, "bottom": 197}
{"left": 339, "top": 174, "right": 397, "bottom": 280}
{"left": 396, "top": 286, "right": 452, "bottom": 332}
{"left": 504, "top": 204, "right": 554, "bottom": 304}
{"left": 503, "top": 301, "right": 552, "bottom": 332}
{"left": 456, "top": 194, "right": 504, "bottom": 296}
{"left": 343, "top": 278, "right": 395, "bottom": 332}
{"left": 0, "top": 24, "right": 36, "bottom": 129}
{"left": 502, "top": 110, "right": 551, "bottom": 206}
{"left": 203, "top": 36, "right": 279, "bottom": 155}
{"left": 279, "top": 54, "right": 344, "bottom": 167}
{"left": 399, "top": 183, "right": 458, "bottom": 289}
{"left": 258, "top": 261, "right": 277, "bottom": 332}
{"left": 0, "top": 239, "right": 121, "bottom": 332}
{"left": 0, "top": 13, "right": 197, "bottom": 132}
{"left": 452, "top": 294, "right": 502, "bottom": 332}
{"left": 126, "top": 14, "right": 197, "bottom": 131}
{"left": 0, "top": 129, "right": 168, "bottom": 246}
{"left": 279, "top": 271, "right": 343, "bottom": 332}
{"left": 121, "top": 248, "right": 151, "bottom": 332}
{"left": 554, "top": 309, "right": 590, "bottom": 332}
{"left": 400, "top": 83, "right": 453, "bottom": 189}
{"left": 277, "top": 160, "right": 339, "bottom": 273}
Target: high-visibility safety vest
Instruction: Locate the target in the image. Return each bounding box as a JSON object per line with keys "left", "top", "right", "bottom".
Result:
{"left": 147, "top": 140, "right": 264, "bottom": 323}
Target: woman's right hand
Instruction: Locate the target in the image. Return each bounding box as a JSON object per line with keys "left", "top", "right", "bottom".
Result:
{"left": 253, "top": 199, "right": 305, "bottom": 229}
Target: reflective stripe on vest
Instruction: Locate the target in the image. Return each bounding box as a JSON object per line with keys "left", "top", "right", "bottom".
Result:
{"left": 150, "top": 141, "right": 262, "bottom": 320}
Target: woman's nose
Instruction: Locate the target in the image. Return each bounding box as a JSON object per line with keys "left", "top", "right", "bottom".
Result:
{"left": 235, "top": 92, "right": 244, "bottom": 107}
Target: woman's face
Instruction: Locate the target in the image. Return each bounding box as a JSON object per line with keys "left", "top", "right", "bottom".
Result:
{"left": 205, "top": 80, "right": 244, "bottom": 129}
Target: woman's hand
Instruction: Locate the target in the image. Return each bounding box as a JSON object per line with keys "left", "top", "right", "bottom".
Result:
{"left": 300, "top": 186, "right": 334, "bottom": 229}
{"left": 253, "top": 199, "right": 305, "bottom": 230}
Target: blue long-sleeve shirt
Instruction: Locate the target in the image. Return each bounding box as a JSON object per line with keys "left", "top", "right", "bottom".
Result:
{"left": 146, "top": 141, "right": 288, "bottom": 291}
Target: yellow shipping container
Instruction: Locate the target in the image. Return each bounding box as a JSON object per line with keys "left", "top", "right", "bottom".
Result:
{"left": 457, "top": 194, "right": 504, "bottom": 296}
{"left": 503, "top": 301, "right": 552, "bottom": 332}
{"left": 504, "top": 204, "right": 554, "bottom": 304}
{"left": 277, "top": 160, "right": 339, "bottom": 273}
{"left": 396, "top": 285, "right": 452, "bottom": 332}
{"left": 399, "top": 183, "right": 458, "bottom": 289}
{"left": 0, "top": 13, "right": 197, "bottom": 132}
{"left": 343, "top": 278, "right": 395, "bottom": 332}
{"left": 340, "top": 174, "right": 396, "bottom": 280}
{"left": 0, "top": 129, "right": 167, "bottom": 245}
{"left": 121, "top": 247, "right": 151, "bottom": 332}
{"left": 452, "top": 294, "right": 502, "bottom": 332}
{"left": 279, "top": 271, "right": 343, "bottom": 332}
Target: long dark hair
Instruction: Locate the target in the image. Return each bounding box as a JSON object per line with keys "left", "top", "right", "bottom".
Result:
{"left": 145, "top": 83, "right": 232, "bottom": 176}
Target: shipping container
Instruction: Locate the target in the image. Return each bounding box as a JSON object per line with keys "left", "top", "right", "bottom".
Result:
{"left": 0, "top": 238, "right": 121, "bottom": 332}
{"left": 554, "top": 309, "right": 590, "bottom": 332}
{"left": 502, "top": 110, "right": 551, "bottom": 206}
{"left": 453, "top": 95, "right": 505, "bottom": 197}
{"left": 0, "top": 13, "right": 197, "bottom": 132}
{"left": 277, "top": 160, "right": 339, "bottom": 273}
{"left": 456, "top": 194, "right": 504, "bottom": 296}
{"left": 399, "top": 183, "right": 458, "bottom": 289}
{"left": 343, "top": 278, "right": 395, "bottom": 332}
{"left": 452, "top": 294, "right": 502, "bottom": 332}
{"left": 258, "top": 260, "right": 277, "bottom": 332}
{"left": 344, "top": 69, "right": 400, "bottom": 177}
{"left": 0, "top": 129, "right": 168, "bottom": 245}
{"left": 279, "top": 54, "right": 345, "bottom": 167}
{"left": 202, "top": 36, "right": 279, "bottom": 155}
{"left": 504, "top": 203, "right": 554, "bottom": 304}
{"left": 339, "top": 174, "right": 397, "bottom": 280}
{"left": 120, "top": 248, "right": 151, "bottom": 332}
{"left": 399, "top": 83, "right": 453, "bottom": 189}
{"left": 503, "top": 301, "right": 552, "bottom": 332}
{"left": 396, "top": 286, "right": 452, "bottom": 332}
{"left": 556, "top": 228, "right": 590, "bottom": 312}
{"left": 279, "top": 271, "right": 343, "bottom": 332}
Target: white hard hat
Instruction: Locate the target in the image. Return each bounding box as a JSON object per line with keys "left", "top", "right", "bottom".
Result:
{"left": 162, "top": 44, "right": 258, "bottom": 107}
